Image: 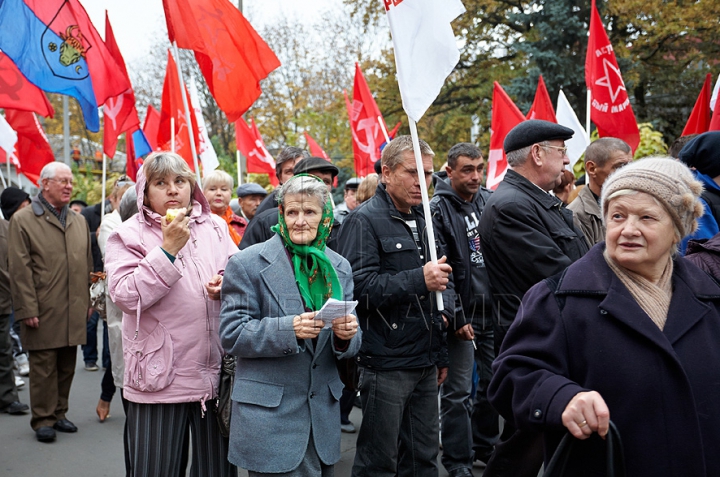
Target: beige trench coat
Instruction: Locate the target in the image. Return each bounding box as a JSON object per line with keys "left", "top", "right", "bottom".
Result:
{"left": 8, "top": 196, "right": 92, "bottom": 350}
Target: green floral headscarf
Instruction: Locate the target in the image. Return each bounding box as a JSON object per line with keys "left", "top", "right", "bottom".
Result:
{"left": 271, "top": 174, "right": 342, "bottom": 311}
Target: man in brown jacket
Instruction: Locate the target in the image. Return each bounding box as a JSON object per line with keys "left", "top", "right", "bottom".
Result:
{"left": 8, "top": 162, "right": 93, "bottom": 443}
{"left": 568, "top": 138, "right": 632, "bottom": 248}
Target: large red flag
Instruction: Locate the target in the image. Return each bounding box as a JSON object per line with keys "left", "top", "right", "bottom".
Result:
{"left": 162, "top": 0, "right": 280, "bottom": 123}
{"left": 711, "top": 105, "right": 720, "bottom": 132}
{"left": 304, "top": 132, "right": 329, "bottom": 160}
{"left": 3, "top": 109, "right": 54, "bottom": 184}
{"left": 346, "top": 63, "right": 391, "bottom": 177}
{"left": 27, "top": 0, "right": 130, "bottom": 108}
{"left": 682, "top": 73, "right": 713, "bottom": 135}
{"left": 158, "top": 51, "right": 200, "bottom": 170}
{"left": 103, "top": 12, "right": 140, "bottom": 158}
{"left": 0, "top": 53, "right": 54, "bottom": 118}
{"left": 526, "top": 75, "right": 557, "bottom": 122}
{"left": 486, "top": 82, "right": 525, "bottom": 190}
{"left": 585, "top": 0, "right": 640, "bottom": 152}
{"left": 143, "top": 105, "right": 161, "bottom": 151}
{"left": 236, "top": 119, "right": 278, "bottom": 186}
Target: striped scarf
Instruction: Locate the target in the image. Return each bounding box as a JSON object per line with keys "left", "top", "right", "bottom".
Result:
{"left": 39, "top": 192, "right": 68, "bottom": 228}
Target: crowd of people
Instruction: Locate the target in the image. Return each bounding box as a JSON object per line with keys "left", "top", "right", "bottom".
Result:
{"left": 2, "top": 125, "right": 720, "bottom": 477}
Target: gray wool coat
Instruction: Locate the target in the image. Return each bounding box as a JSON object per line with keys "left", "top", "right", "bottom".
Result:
{"left": 219, "top": 234, "right": 362, "bottom": 473}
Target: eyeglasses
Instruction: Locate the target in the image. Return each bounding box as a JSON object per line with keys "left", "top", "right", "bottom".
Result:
{"left": 541, "top": 145, "right": 568, "bottom": 156}
{"left": 48, "top": 178, "right": 74, "bottom": 186}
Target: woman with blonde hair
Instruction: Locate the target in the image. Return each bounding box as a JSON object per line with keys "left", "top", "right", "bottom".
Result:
{"left": 203, "top": 169, "right": 246, "bottom": 246}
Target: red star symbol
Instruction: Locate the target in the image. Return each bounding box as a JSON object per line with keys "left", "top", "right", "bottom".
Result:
{"left": 595, "top": 58, "right": 626, "bottom": 103}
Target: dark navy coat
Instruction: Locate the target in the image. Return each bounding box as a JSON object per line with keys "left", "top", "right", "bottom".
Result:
{"left": 489, "top": 244, "right": 720, "bottom": 477}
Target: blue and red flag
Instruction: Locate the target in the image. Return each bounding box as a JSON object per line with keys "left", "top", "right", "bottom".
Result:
{"left": 0, "top": 0, "right": 129, "bottom": 132}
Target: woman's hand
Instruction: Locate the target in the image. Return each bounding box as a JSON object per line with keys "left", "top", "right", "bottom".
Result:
{"left": 293, "top": 311, "right": 324, "bottom": 339}
{"left": 331, "top": 314, "right": 358, "bottom": 341}
{"left": 562, "top": 391, "right": 610, "bottom": 440}
{"left": 205, "top": 275, "right": 223, "bottom": 301}
{"left": 161, "top": 208, "right": 190, "bottom": 256}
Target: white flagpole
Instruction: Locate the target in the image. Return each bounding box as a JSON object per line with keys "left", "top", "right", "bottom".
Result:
{"left": 0, "top": 164, "right": 7, "bottom": 188}
{"left": 236, "top": 150, "right": 243, "bottom": 185}
{"left": 408, "top": 117, "right": 443, "bottom": 311}
{"left": 378, "top": 115, "right": 391, "bottom": 143}
{"left": 586, "top": 88, "right": 591, "bottom": 185}
{"left": 101, "top": 154, "right": 107, "bottom": 217}
{"left": 171, "top": 117, "right": 175, "bottom": 152}
{"left": 171, "top": 42, "right": 202, "bottom": 188}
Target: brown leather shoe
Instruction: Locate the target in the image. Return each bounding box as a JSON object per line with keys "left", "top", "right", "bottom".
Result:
{"left": 96, "top": 399, "right": 111, "bottom": 422}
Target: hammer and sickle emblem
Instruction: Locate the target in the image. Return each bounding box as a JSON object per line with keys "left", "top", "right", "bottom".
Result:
{"left": 0, "top": 59, "right": 24, "bottom": 101}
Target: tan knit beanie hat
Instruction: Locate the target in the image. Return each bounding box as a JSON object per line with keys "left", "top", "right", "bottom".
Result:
{"left": 601, "top": 156, "right": 704, "bottom": 238}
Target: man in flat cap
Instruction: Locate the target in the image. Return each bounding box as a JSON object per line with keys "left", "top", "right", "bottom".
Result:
{"left": 240, "top": 157, "right": 339, "bottom": 249}
{"left": 478, "top": 120, "right": 589, "bottom": 477}
{"left": 334, "top": 177, "right": 361, "bottom": 224}
{"left": 235, "top": 183, "right": 268, "bottom": 222}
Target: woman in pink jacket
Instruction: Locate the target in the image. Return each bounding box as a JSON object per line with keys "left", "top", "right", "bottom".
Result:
{"left": 105, "top": 152, "right": 237, "bottom": 477}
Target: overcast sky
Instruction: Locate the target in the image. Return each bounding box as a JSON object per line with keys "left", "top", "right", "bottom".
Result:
{"left": 84, "top": 0, "right": 337, "bottom": 64}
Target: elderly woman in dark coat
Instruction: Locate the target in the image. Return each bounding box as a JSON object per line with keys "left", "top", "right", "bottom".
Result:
{"left": 488, "top": 157, "right": 720, "bottom": 477}
{"left": 219, "top": 174, "right": 361, "bottom": 476}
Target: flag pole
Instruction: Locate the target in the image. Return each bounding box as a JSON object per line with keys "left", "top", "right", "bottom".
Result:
{"left": 408, "top": 117, "right": 444, "bottom": 312}
{"left": 101, "top": 154, "right": 107, "bottom": 218}
{"left": 378, "top": 116, "right": 391, "bottom": 143}
{"left": 0, "top": 164, "right": 7, "bottom": 188}
{"left": 171, "top": 42, "right": 202, "bottom": 188}
{"left": 236, "top": 150, "right": 243, "bottom": 185}
{"left": 171, "top": 117, "right": 175, "bottom": 152}
{"left": 585, "top": 88, "right": 591, "bottom": 185}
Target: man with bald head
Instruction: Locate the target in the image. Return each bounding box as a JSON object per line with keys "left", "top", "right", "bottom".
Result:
{"left": 8, "top": 162, "right": 93, "bottom": 443}
{"left": 569, "top": 137, "right": 632, "bottom": 247}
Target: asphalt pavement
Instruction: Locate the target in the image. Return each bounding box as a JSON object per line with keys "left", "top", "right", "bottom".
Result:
{"left": 1, "top": 336, "right": 484, "bottom": 476}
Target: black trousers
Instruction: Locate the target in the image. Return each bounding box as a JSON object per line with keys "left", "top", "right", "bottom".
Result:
{"left": 0, "top": 314, "right": 19, "bottom": 408}
{"left": 483, "top": 422, "right": 544, "bottom": 477}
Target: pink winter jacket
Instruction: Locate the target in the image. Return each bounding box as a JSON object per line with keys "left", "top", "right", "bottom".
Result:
{"left": 105, "top": 173, "right": 237, "bottom": 405}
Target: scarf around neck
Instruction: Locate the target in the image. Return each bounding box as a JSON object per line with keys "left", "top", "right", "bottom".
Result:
{"left": 218, "top": 206, "right": 242, "bottom": 246}
{"left": 270, "top": 175, "right": 341, "bottom": 310}
{"left": 604, "top": 248, "right": 673, "bottom": 330}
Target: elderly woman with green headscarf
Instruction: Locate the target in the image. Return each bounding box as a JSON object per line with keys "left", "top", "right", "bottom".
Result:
{"left": 219, "top": 174, "right": 361, "bottom": 476}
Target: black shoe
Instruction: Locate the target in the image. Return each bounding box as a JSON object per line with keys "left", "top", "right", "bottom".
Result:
{"left": 53, "top": 418, "right": 78, "bottom": 433}
{"left": 0, "top": 401, "right": 29, "bottom": 415}
{"left": 36, "top": 426, "right": 56, "bottom": 442}
{"left": 449, "top": 468, "right": 474, "bottom": 477}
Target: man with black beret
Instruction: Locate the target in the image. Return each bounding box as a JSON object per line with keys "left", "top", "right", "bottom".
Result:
{"left": 240, "top": 157, "right": 339, "bottom": 249}
{"left": 678, "top": 131, "right": 720, "bottom": 254}
{"left": 478, "top": 119, "right": 589, "bottom": 477}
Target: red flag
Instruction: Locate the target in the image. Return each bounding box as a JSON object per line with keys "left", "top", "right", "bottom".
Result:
{"left": 236, "top": 119, "right": 278, "bottom": 186}
{"left": 125, "top": 130, "right": 138, "bottom": 181}
{"left": 103, "top": 12, "right": 140, "bottom": 158}
{"left": 682, "top": 73, "right": 713, "bottom": 135}
{"left": 304, "top": 132, "right": 329, "bottom": 160}
{"left": 585, "top": 0, "right": 640, "bottom": 152}
{"left": 347, "top": 63, "right": 390, "bottom": 177}
{"left": 3, "top": 109, "right": 54, "bottom": 184}
{"left": 143, "top": 105, "right": 161, "bottom": 151}
{"left": 526, "top": 75, "right": 557, "bottom": 122}
{"left": 711, "top": 105, "right": 720, "bottom": 132}
{"left": 27, "top": 0, "right": 130, "bottom": 107}
{"left": 162, "top": 0, "right": 280, "bottom": 123}
{"left": 486, "top": 82, "right": 526, "bottom": 190}
{"left": 0, "top": 53, "right": 54, "bottom": 118}
{"left": 158, "top": 51, "right": 200, "bottom": 170}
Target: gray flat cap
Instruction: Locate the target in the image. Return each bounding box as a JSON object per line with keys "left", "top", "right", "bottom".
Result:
{"left": 293, "top": 157, "right": 339, "bottom": 177}
{"left": 504, "top": 120, "right": 574, "bottom": 154}
{"left": 236, "top": 183, "right": 268, "bottom": 198}
{"left": 344, "top": 178, "right": 362, "bottom": 190}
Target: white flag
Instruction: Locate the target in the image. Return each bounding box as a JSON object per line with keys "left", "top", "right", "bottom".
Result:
{"left": 0, "top": 113, "right": 18, "bottom": 158}
{"left": 556, "top": 90, "right": 590, "bottom": 170}
{"left": 188, "top": 78, "right": 220, "bottom": 174}
{"left": 711, "top": 74, "right": 720, "bottom": 111}
{"left": 385, "top": 0, "right": 465, "bottom": 122}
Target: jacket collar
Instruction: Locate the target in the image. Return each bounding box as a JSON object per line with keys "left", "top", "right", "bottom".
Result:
{"left": 559, "top": 244, "right": 720, "bottom": 346}
{"left": 576, "top": 185, "right": 602, "bottom": 219}
{"left": 502, "top": 169, "right": 563, "bottom": 210}
{"left": 30, "top": 194, "right": 75, "bottom": 230}
{"left": 373, "top": 183, "right": 425, "bottom": 220}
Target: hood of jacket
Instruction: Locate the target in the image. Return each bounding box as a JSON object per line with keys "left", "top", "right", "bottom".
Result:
{"left": 134, "top": 165, "right": 212, "bottom": 228}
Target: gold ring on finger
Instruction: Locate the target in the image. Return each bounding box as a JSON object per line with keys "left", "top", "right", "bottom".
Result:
{"left": 578, "top": 420, "right": 587, "bottom": 427}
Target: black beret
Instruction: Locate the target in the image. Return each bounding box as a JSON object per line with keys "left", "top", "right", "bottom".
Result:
{"left": 0, "top": 187, "right": 30, "bottom": 220}
{"left": 678, "top": 131, "right": 720, "bottom": 178}
{"left": 344, "top": 178, "right": 362, "bottom": 190}
{"left": 503, "top": 120, "right": 574, "bottom": 154}
{"left": 293, "top": 156, "right": 339, "bottom": 178}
